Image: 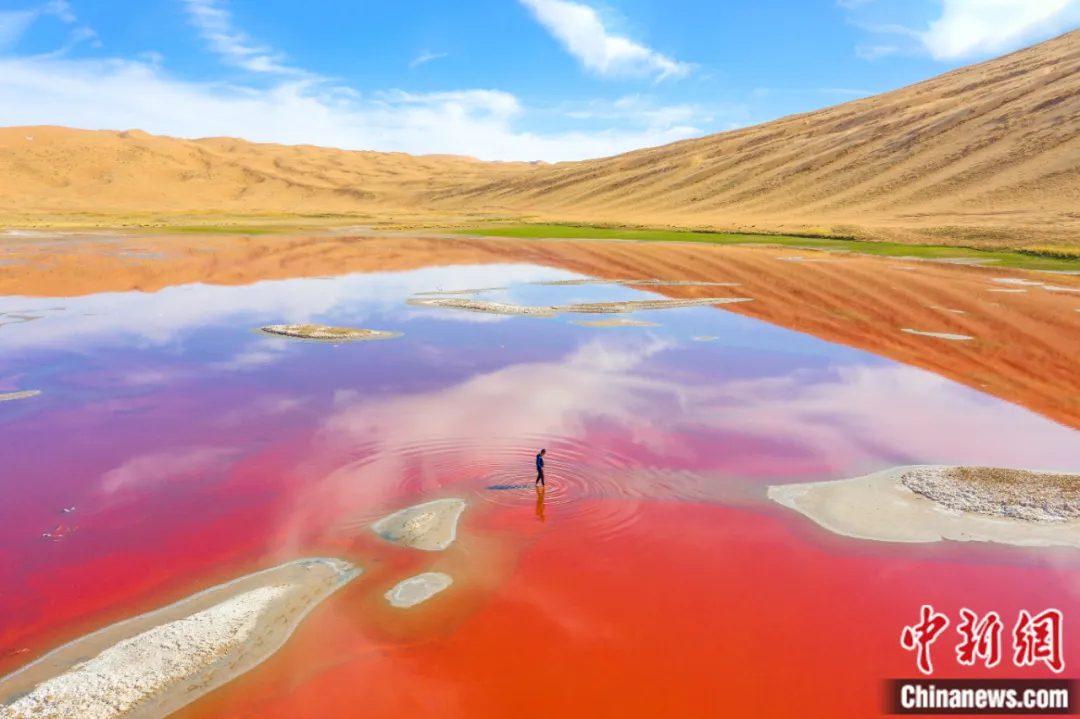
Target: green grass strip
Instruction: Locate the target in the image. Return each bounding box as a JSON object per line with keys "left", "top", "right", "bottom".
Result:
{"left": 453, "top": 224, "right": 1080, "bottom": 271}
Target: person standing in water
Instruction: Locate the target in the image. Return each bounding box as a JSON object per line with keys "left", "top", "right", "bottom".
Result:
{"left": 535, "top": 448, "right": 546, "bottom": 487}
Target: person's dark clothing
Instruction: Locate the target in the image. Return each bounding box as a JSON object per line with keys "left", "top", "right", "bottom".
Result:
{"left": 535, "top": 452, "right": 545, "bottom": 486}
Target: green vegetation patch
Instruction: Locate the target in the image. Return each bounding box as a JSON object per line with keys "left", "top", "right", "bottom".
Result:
{"left": 453, "top": 224, "right": 1080, "bottom": 271}
{"left": 1018, "top": 246, "right": 1080, "bottom": 261}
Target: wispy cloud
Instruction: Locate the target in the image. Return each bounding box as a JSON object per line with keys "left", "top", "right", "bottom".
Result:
{"left": 519, "top": 0, "right": 693, "bottom": 81}
{"left": 817, "top": 87, "right": 872, "bottom": 96}
{"left": 0, "top": 0, "right": 81, "bottom": 50}
{"left": 855, "top": 43, "right": 899, "bottom": 60}
{"left": 409, "top": 51, "right": 448, "bottom": 69}
{"left": 181, "top": 0, "right": 309, "bottom": 76}
{"left": 0, "top": 10, "right": 37, "bottom": 49}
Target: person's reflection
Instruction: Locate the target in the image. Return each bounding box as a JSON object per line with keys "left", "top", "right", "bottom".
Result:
{"left": 535, "top": 485, "right": 546, "bottom": 522}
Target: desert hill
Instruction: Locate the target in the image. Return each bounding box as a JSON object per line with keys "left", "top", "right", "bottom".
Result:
{"left": 0, "top": 125, "right": 531, "bottom": 221}
{"left": 2, "top": 29, "right": 1079, "bottom": 246}
{"left": 435, "top": 28, "right": 1080, "bottom": 246}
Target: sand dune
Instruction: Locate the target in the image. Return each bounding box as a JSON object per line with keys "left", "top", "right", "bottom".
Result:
{"left": 3, "top": 30, "right": 1080, "bottom": 245}
{"left": 0, "top": 127, "right": 529, "bottom": 223}
{"left": 435, "top": 29, "right": 1080, "bottom": 246}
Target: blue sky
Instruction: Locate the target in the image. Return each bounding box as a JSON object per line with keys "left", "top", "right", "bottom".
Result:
{"left": 1, "top": 0, "right": 1078, "bottom": 161}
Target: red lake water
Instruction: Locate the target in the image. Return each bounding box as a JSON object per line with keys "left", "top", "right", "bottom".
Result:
{"left": 2, "top": 262, "right": 1079, "bottom": 717}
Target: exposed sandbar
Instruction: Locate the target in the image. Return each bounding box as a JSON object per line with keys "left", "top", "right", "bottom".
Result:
{"left": 622, "top": 280, "right": 740, "bottom": 287}
{"left": 992, "top": 278, "right": 1044, "bottom": 286}
{"left": 768, "top": 466, "right": 1080, "bottom": 548}
{"left": 900, "top": 328, "right": 974, "bottom": 341}
{"left": 407, "top": 298, "right": 558, "bottom": 316}
{"left": 531, "top": 278, "right": 632, "bottom": 286}
{"left": 385, "top": 572, "right": 454, "bottom": 608}
{"left": 408, "top": 296, "right": 751, "bottom": 317}
{"left": 412, "top": 287, "right": 506, "bottom": 296}
{"left": 372, "top": 498, "right": 467, "bottom": 551}
{"left": 561, "top": 297, "right": 752, "bottom": 314}
{"left": 571, "top": 318, "right": 658, "bottom": 328}
{"left": 0, "top": 558, "right": 359, "bottom": 719}
{"left": 260, "top": 324, "right": 402, "bottom": 341}
{"left": 533, "top": 278, "right": 739, "bottom": 287}
{"left": 0, "top": 390, "right": 41, "bottom": 402}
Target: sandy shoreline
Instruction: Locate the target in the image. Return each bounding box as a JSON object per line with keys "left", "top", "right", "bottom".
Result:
{"left": 0, "top": 558, "right": 359, "bottom": 719}
{"left": 769, "top": 466, "right": 1080, "bottom": 548}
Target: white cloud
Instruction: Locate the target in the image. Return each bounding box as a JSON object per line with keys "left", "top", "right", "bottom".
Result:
{"left": 0, "top": 54, "right": 703, "bottom": 161}
{"left": 919, "top": 0, "right": 1080, "bottom": 60}
{"left": 409, "top": 51, "right": 448, "bottom": 69}
{"left": 846, "top": 0, "right": 1080, "bottom": 61}
{"left": 562, "top": 93, "right": 708, "bottom": 125}
{"left": 181, "top": 0, "right": 309, "bottom": 76}
{"left": 519, "top": 0, "right": 693, "bottom": 80}
{"left": 0, "top": 0, "right": 709, "bottom": 161}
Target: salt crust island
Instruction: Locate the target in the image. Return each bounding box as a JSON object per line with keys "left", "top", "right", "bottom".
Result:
{"left": 260, "top": 324, "right": 402, "bottom": 341}
{"left": 385, "top": 573, "right": 455, "bottom": 608}
{"left": 1, "top": 498, "right": 471, "bottom": 719}
{"left": 0, "top": 558, "right": 359, "bottom": 719}
{"left": 371, "top": 498, "right": 468, "bottom": 551}
{"left": 769, "top": 466, "right": 1080, "bottom": 548}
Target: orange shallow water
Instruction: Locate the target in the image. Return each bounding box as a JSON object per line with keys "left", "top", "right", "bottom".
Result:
{"left": 176, "top": 500, "right": 1080, "bottom": 718}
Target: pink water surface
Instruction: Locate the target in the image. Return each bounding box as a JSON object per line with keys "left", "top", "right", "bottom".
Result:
{"left": 1, "top": 265, "right": 1079, "bottom": 717}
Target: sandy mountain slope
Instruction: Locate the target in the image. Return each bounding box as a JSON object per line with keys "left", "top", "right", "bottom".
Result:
{"left": 1, "top": 30, "right": 1079, "bottom": 245}
{"left": 434, "top": 29, "right": 1080, "bottom": 246}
